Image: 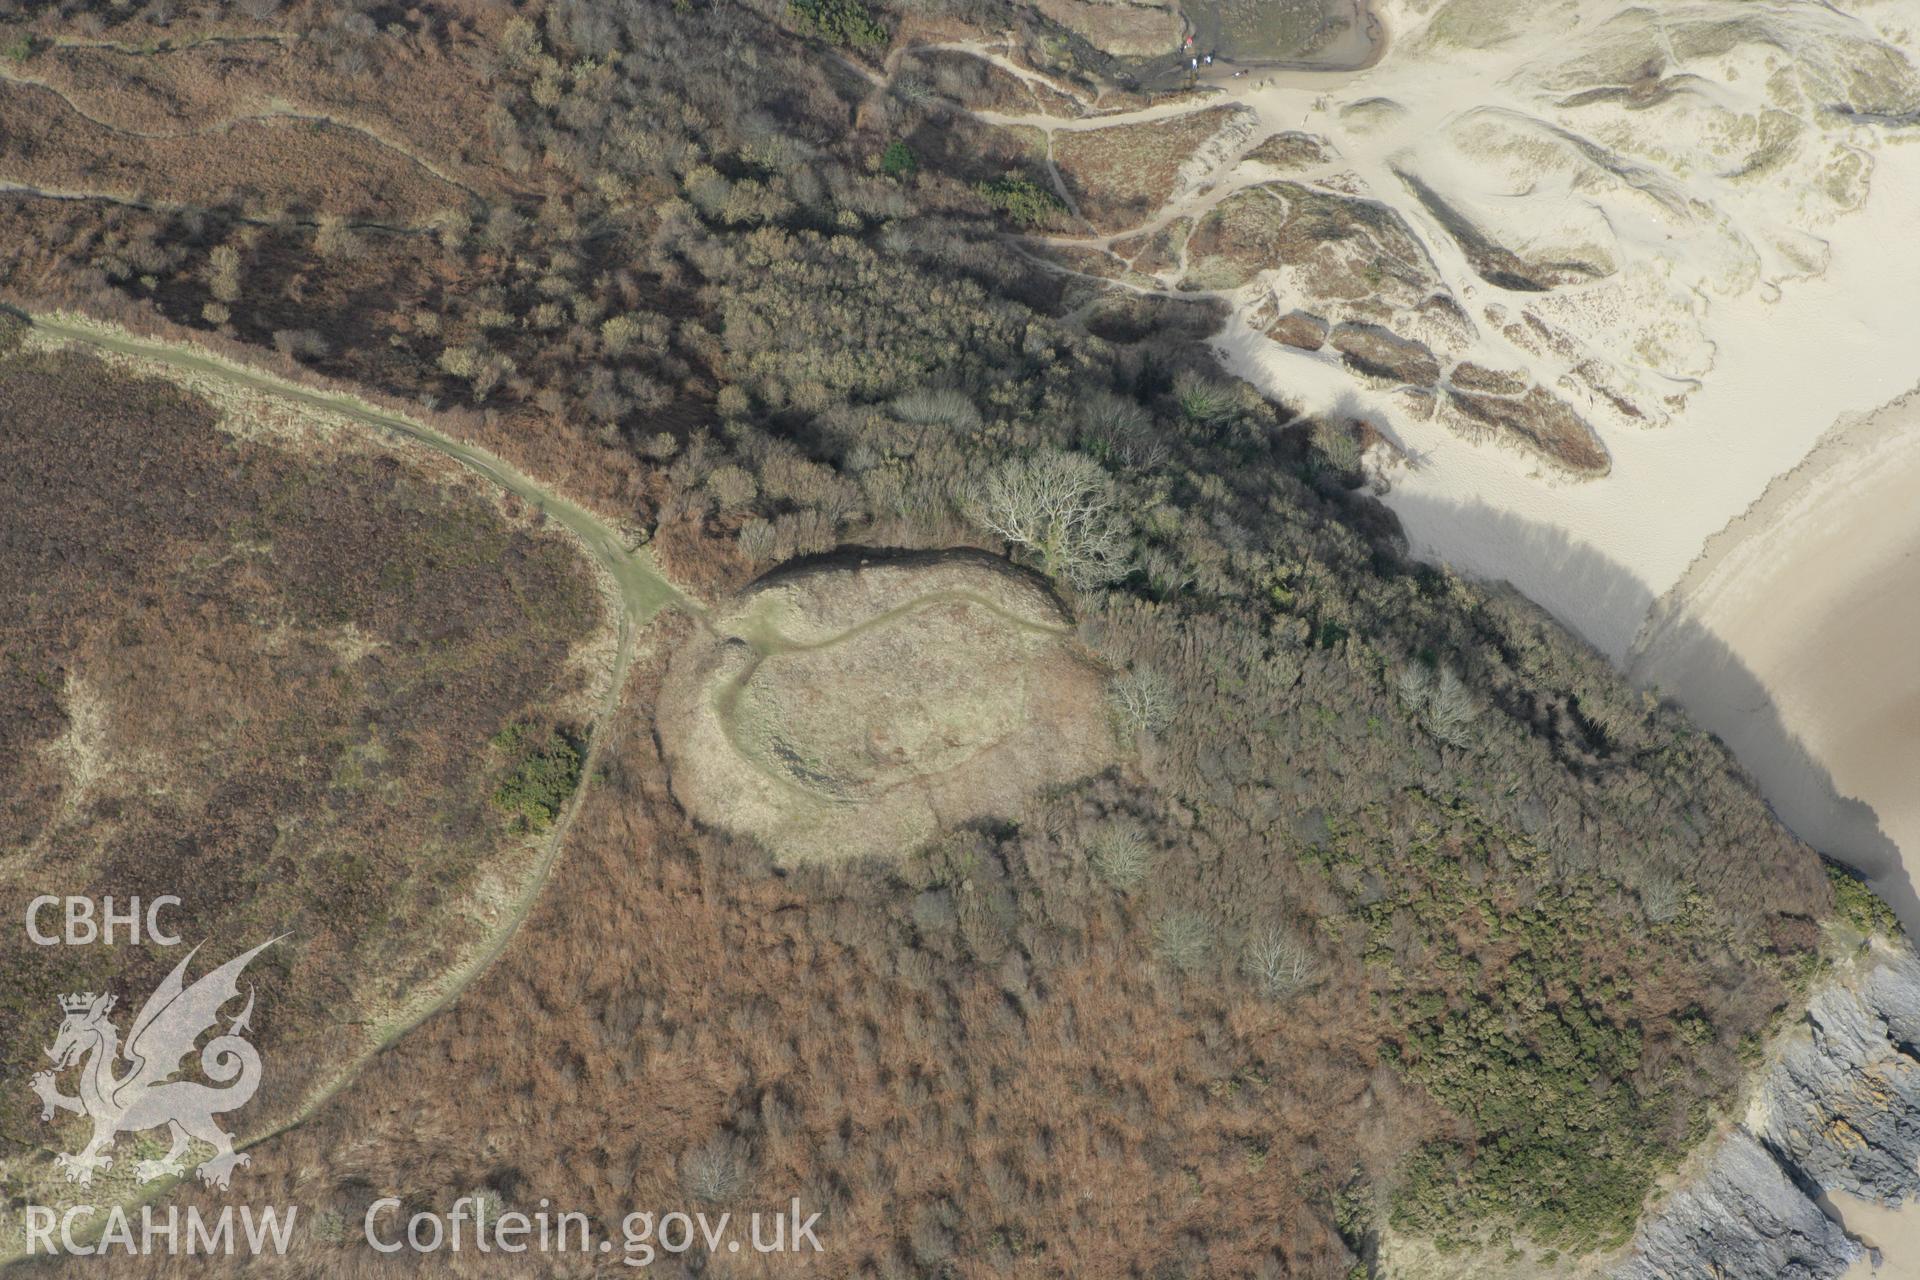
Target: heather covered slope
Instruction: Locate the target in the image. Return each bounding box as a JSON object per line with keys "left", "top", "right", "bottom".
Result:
{"left": 0, "top": 320, "right": 606, "bottom": 1226}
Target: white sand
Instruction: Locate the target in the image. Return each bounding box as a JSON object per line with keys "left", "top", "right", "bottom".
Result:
{"left": 1631, "top": 389, "right": 1920, "bottom": 921}
{"left": 1358, "top": 144, "right": 1920, "bottom": 659}
{"left": 1202, "top": 0, "right": 1920, "bottom": 658}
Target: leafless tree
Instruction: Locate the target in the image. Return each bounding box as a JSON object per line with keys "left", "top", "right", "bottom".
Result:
{"left": 1244, "top": 924, "right": 1317, "bottom": 999}
{"left": 1396, "top": 663, "right": 1479, "bottom": 749}
{"left": 1394, "top": 664, "right": 1431, "bottom": 713}
{"left": 1427, "top": 667, "right": 1480, "bottom": 749}
{"left": 974, "top": 449, "right": 1131, "bottom": 589}
{"left": 207, "top": 244, "right": 242, "bottom": 303}
{"left": 1639, "top": 873, "right": 1685, "bottom": 925}
{"left": 1077, "top": 391, "right": 1167, "bottom": 471}
{"left": 1109, "top": 666, "right": 1177, "bottom": 736}
{"left": 680, "top": 1134, "right": 753, "bottom": 1203}
{"left": 892, "top": 385, "right": 981, "bottom": 431}
{"left": 1153, "top": 911, "right": 1213, "bottom": 975}
{"left": 1090, "top": 822, "right": 1152, "bottom": 891}
{"left": 737, "top": 518, "right": 777, "bottom": 564}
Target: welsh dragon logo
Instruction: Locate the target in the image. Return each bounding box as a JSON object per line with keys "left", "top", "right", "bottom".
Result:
{"left": 29, "top": 938, "right": 279, "bottom": 1190}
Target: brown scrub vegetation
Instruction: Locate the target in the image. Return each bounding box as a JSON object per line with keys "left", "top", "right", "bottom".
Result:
{"left": 0, "top": 0, "right": 1855, "bottom": 1269}
{"left": 0, "top": 333, "right": 602, "bottom": 1208}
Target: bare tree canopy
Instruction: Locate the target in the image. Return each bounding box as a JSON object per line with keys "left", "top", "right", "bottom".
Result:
{"left": 974, "top": 449, "right": 1132, "bottom": 589}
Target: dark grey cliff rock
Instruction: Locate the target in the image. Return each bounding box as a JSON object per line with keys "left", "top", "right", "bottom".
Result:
{"left": 1758, "top": 952, "right": 1920, "bottom": 1205}
{"left": 1615, "top": 947, "right": 1920, "bottom": 1279}
{"left": 1612, "top": 1130, "right": 1861, "bottom": 1280}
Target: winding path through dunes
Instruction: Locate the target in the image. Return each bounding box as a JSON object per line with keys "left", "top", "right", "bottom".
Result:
{"left": 1, "top": 312, "right": 696, "bottom": 1263}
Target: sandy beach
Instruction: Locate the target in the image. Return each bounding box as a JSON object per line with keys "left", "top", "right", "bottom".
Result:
{"left": 1837, "top": 1191, "right": 1920, "bottom": 1280}
{"left": 1628, "top": 389, "right": 1920, "bottom": 1276}
{"left": 1630, "top": 389, "right": 1920, "bottom": 923}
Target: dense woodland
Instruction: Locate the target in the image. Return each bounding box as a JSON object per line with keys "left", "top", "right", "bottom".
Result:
{"left": 0, "top": 0, "right": 1863, "bottom": 1273}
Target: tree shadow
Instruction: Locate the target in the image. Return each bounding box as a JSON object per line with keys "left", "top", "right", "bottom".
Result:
{"left": 1384, "top": 490, "right": 1920, "bottom": 931}
{"left": 1385, "top": 487, "right": 1657, "bottom": 659}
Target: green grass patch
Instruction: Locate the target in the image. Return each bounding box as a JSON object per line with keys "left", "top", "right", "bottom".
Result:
{"left": 881, "top": 140, "right": 917, "bottom": 179}
{"left": 788, "top": 0, "right": 887, "bottom": 50}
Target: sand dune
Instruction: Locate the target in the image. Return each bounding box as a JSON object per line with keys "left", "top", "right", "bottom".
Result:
{"left": 1204, "top": 0, "right": 1920, "bottom": 656}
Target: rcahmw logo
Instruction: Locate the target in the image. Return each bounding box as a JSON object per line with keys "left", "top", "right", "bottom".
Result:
{"left": 30, "top": 937, "right": 279, "bottom": 1190}
{"left": 24, "top": 1204, "right": 297, "bottom": 1259}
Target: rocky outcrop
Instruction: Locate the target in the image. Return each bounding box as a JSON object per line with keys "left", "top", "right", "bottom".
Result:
{"left": 1759, "top": 955, "right": 1920, "bottom": 1205}
{"left": 1616, "top": 948, "right": 1920, "bottom": 1279}
{"left": 1614, "top": 1130, "right": 1862, "bottom": 1280}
